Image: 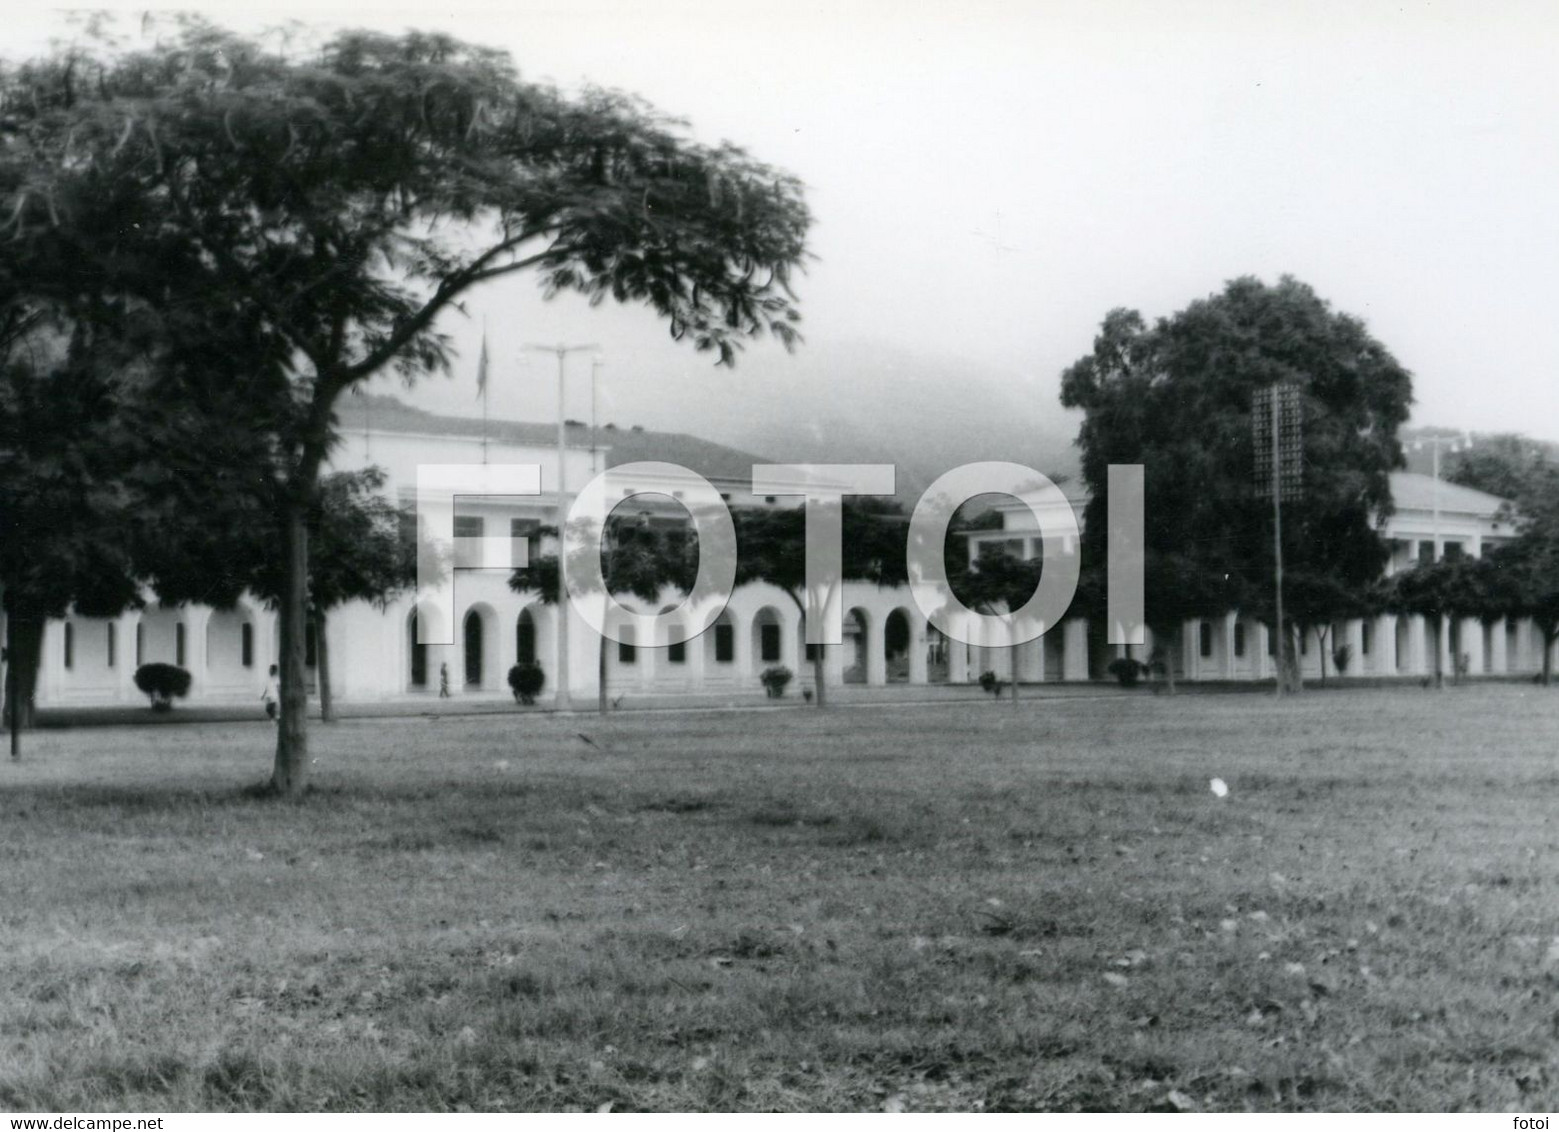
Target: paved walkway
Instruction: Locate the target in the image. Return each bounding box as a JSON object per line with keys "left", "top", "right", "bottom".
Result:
{"left": 30, "top": 672, "right": 1538, "bottom": 729}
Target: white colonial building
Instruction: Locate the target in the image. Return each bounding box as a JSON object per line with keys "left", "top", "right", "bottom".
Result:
{"left": 23, "top": 398, "right": 1554, "bottom": 710}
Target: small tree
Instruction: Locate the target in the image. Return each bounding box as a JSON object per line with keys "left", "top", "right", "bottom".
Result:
{"left": 949, "top": 547, "right": 1045, "bottom": 703}
{"left": 507, "top": 662, "right": 544, "bottom": 705}
{"left": 134, "top": 663, "right": 191, "bottom": 711}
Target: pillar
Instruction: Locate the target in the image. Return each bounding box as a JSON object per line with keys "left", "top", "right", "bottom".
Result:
{"left": 116, "top": 611, "right": 140, "bottom": 703}
{"left": 1062, "top": 618, "right": 1089, "bottom": 682}
{"left": 185, "top": 606, "right": 212, "bottom": 700}
{"left": 864, "top": 617, "right": 887, "bottom": 686}
{"left": 908, "top": 622, "right": 928, "bottom": 685}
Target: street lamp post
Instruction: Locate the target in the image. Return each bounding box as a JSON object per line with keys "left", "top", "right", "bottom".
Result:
{"left": 523, "top": 342, "right": 599, "bottom": 713}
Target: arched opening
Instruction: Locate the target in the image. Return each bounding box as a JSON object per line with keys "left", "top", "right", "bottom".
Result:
{"left": 884, "top": 608, "right": 911, "bottom": 683}
{"left": 706, "top": 609, "right": 736, "bottom": 670}
{"left": 843, "top": 607, "right": 869, "bottom": 683}
{"left": 407, "top": 607, "right": 430, "bottom": 688}
{"left": 752, "top": 606, "right": 783, "bottom": 671}
{"left": 926, "top": 624, "right": 951, "bottom": 683}
{"left": 463, "top": 609, "right": 485, "bottom": 687}
{"left": 516, "top": 608, "right": 538, "bottom": 667}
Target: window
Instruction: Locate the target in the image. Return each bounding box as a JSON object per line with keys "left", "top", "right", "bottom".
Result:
{"left": 463, "top": 612, "right": 483, "bottom": 685}
{"left": 806, "top": 642, "right": 821, "bottom": 662}
{"left": 241, "top": 623, "right": 254, "bottom": 668}
{"left": 136, "top": 623, "right": 144, "bottom": 667}
{"left": 760, "top": 623, "right": 781, "bottom": 663}
{"left": 1234, "top": 623, "right": 1246, "bottom": 658}
{"left": 1300, "top": 630, "right": 1308, "bottom": 656}
{"left": 764, "top": 495, "right": 777, "bottom": 505}
{"left": 516, "top": 612, "right": 536, "bottom": 666}
{"left": 618, "top": 627, "right": 637, "bottom": 664}
{"left": 1417, "top": 540, "right": 1435, "bottom": 565}
{"left": 668, "top": 638, "right": 686, "bottom": 664}
{"left": 453, "top": 515, "right": 484, "bottom": 539}
{"left": 1361, "top": 621, "right": 1373, "bottom": 656}
{"left": 106, "top": 622, "right": 116, "bottom": 668}
{"left": 305, "top": 622, "right": 317, "bottom": 668}
{"left": 1267, "top": 627, "right": 1275, "bottom": 656}
{"left": 63, "top": 623, "right": 74, "bottom": 670}
{"left": 1443, "top": 541, "right": 1464, "bottom": 561}
{"left": 510, "top": 518, "right": 542, "bottom": 564}
{"left": 714, "top": 623, "right": 734, "bottom": 663}
{"left": 175, "top": 623, "right": 186, "bottom": 667}
{"left": 1199, "top": 621, "right": 1213, "bottom": 658}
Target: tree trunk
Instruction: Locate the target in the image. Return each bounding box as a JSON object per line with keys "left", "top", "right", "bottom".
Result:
{"left": 1162, "top": 627, "right": 1177, "bottom": 696}
{"left": 812, "top": 645, "right": 827, "bottom": 708}
{"left": 271, "top": 500, "right": 311, "bottom": 794}
{"left": 1316, "top": 626, "right": 1329, "bottom": 687}
{"left": 1431, "top": 615, "right": 1444, "bottom": 690}
{"left": 1544, "top": 632, "right": 1555, "bottom": 687}
{"left": 5, "top": 612, "right": 43, "bottom": 759}
{"left": 598, "top": 630, "right": 609, "bottom": 714}
{"left": 314, "top": 609, "right": 334, "bottom": 723}
{"left": 1009, "top": 641, "right": 1020, "bottom": 703}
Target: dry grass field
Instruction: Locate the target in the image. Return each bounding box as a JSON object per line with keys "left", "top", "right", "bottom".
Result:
{"left": 2, "top": 686, "right": 1557, "bottom": 1111}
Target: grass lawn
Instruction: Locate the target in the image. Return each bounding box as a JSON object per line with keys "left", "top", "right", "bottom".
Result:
{"left": 2, "top": 686, "right": 1557, "bottom": 1112}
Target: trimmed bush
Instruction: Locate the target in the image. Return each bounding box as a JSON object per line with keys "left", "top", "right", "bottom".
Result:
{"left": 1108, "top": 657, "right": 1147, "bottom": 687}
{"left": 760, "top": 665, "right": 793, "bottom": 698}
{"left": 507, "top": 662, "right": 545, "bottom": 705}
{"left": 134, "top": 663, "right": 191, "bottom": 711}
{"left": 978, "top": 669, "right": 1005, "bottom": 696}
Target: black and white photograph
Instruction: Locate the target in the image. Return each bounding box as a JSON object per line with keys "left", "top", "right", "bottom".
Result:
{"left": 2, "top": 0, "right": 1558, "bottom": 1116}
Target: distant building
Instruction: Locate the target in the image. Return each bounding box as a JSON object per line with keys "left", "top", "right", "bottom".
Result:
{"left": 24, "top": 399, "right": 1551, "bottom": 708}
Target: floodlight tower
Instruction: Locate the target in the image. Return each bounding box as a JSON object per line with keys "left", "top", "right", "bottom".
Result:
{"left": 523, "top": 342, "right": 599, "bottom": 712}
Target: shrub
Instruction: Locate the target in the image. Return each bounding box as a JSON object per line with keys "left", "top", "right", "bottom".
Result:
{"left": 507, "top": 663, "right": 545, "bottom": 705}
{"left": 134, "top": 663, "right": 191, "bottom": 711}
{"left": 1108, "top": 657, "right": 1147, "bottom": 687}
{"left": 1332, "top": 643, "right": 1352, "bottom": 674}
{"left": 760, "top": 665, "right": 792, "bottom": 698}
{"left": 978, "top": 669, "right": 1005, "bottom": 696}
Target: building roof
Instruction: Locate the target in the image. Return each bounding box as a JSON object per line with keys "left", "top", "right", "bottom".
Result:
{"left": 1387, "top": 471, "right": 1510, "bottom": 517}
{"left": 336, "top": 394, "right": 770, "bottom": 485}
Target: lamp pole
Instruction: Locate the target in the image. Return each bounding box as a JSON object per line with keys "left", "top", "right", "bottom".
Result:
{"left": 1412, "top": 432, "right": 1472, "bottom": 680}
{"left": 523, "top": 342, "right": 599, "bottom": 713}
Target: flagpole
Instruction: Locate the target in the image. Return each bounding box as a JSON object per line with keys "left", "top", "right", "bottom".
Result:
{"left": 479, "top": 321, "right": 490, "bottom": 466}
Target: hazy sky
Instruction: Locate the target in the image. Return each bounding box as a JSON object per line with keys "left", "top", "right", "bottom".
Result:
{"left": 12, "top": 1, "right": 1559, "bottom": 438}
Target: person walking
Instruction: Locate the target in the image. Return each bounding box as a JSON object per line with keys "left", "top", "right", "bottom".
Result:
{"left": 439, "top": 662, "right": 451, "bottom": 699}
{"left": 262, "top": 664, "right": 279, "bottom": 721}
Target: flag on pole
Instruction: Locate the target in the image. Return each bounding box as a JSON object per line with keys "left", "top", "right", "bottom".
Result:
{"left": 475, "top": 332, "right": 490, "bottom": 400}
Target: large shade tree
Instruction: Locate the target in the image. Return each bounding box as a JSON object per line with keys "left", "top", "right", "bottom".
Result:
{"left": 2, "top": 20, "right": 810, "bottom": 792}
{"left": 733, "top": 501, "right": 908, "bottom": 707}
{"left": 1059, "top": 277, "right": 1413, "bottom": 693}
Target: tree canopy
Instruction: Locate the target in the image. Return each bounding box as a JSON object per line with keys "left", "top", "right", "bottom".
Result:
{"left": 1059, "top": 276, "right": 1413, "bottom": 690}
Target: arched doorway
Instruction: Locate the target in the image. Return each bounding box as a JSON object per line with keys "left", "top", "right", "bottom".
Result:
{"left": 843, "top": 607, "right": 869, "bottom": 683}
{"left": 407, "top": 608, "right": 430, "bottom": 689}
{"left": 516, "top": 608, "right": 537, "bottom": 667}
{"left": 752, "top": 606, "right": 784, "bottom": 671}
{"left": 884, "top": 608, "right": 911, "bottom": 683}
{"left": 463, "top": 609, "right": 485, "bottom": 688}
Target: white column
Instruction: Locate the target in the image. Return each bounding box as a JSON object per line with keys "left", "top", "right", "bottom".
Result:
{"left": 1063, "top": 618, "right": 1089, "bottom": 682}
{"left": 1490, "top": 617, "right": 1508, "bottom": 675}
{"left": 116, "top": 612, "right": 140, "bottom": 703}
{"left": 865, "top": 617, "right": 887, "bottom": 686}
{"left": 909, "top": 622, "right": 928, "bottom": 685}
{"left": 185, "top": 606, "right": 212, "bottom": 700}
{"left": 1342, "top": 620, "right": 1363, "bottom": 679}
{"left": 1375, "top": 614, "right": 1397, "bottom": 676}
{"left": 1223, "top": 614, "right": 1238, "bottom": 680}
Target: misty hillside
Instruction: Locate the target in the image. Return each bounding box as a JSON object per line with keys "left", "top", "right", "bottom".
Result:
{"left": 622, "top": 340, "right": 1082, "bottom": 503}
